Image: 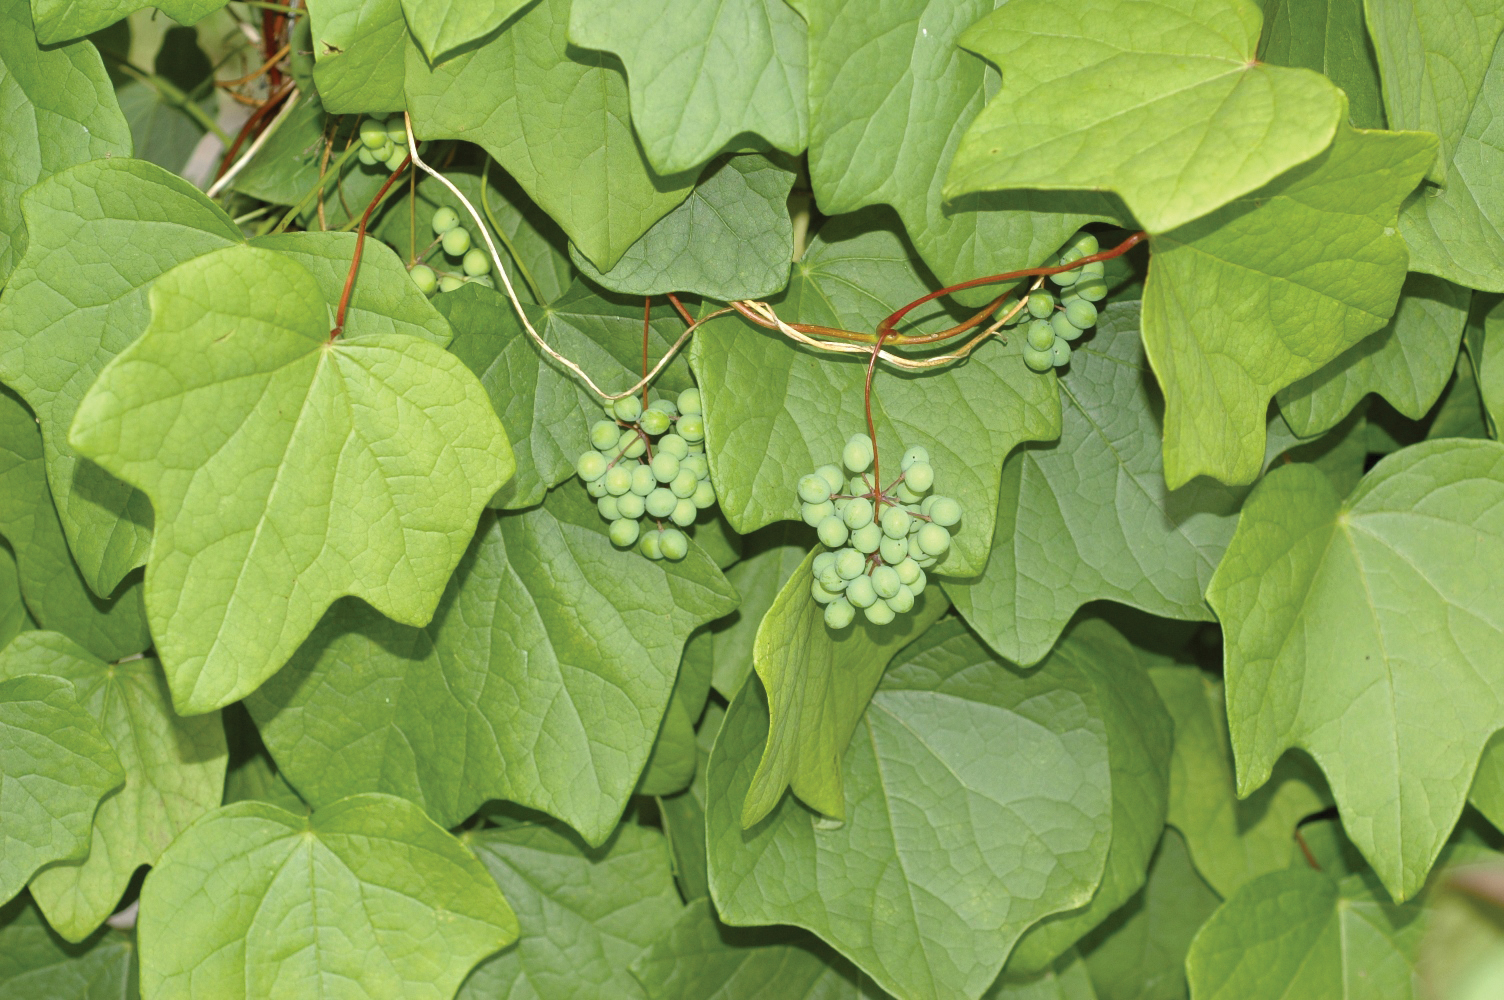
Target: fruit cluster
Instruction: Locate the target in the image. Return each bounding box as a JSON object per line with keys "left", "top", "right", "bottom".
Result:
{"left": 574, "top": 389, "right": 715, "bottom": 561}
{"left": 798, "top": 435, "right": 960, "bottom": 629}
{"left": 355, "top": 113, "right": 411, "bottom": 172}
{"left": 407, "top": 207, "right": 493, "bottom": 296}
{"left": 1016, "top": 231, "right": 1108, "bottom": 372}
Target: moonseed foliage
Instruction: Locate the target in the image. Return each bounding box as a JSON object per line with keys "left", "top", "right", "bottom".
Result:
{"left": 1011, "top": 231, "right": 1108, "bottom": 373}
{"left": 404, "top": 203, "right": 494, "bottom": 297}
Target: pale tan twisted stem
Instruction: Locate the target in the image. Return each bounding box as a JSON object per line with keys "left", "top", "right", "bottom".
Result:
{"left": 401, "top": 115, "right": 727, "bottom": 401}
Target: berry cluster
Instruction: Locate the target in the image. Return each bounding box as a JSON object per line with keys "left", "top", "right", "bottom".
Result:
{"left": 574, "top": 389, "right": 715, "bottom": 561}
{"left": 355, "top": 113, "right": 410, "bottom": 172}
{"left": 407, "top": 207, "right": 493, "bottom": 296}
{"left": 1015, "top": 231, "right": 1108, "bottom": 372}
{"left": 799, "top": 434, "right": 961, "bottom": 629}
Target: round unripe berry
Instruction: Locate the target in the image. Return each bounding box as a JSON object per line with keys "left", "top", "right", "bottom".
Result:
{"left": 909, "top": 568, "right": 928, "bottom": 596}
{"left": 1070, "top": 232, "right": 1100, "bottom": 257}
{"left": 900, "top": 446, "right": 929, "bottom": 471}
{"left": 1051, "top": 311, "right": 1081, "bottom": 343}
{"left": 670, "top": 498, "right": 696, "bottom": 527}
{"left": 438, "top": 275, "right": 464, "bottom": 293}
{"left": 843, "top": 433, "right": 874, "bottom": 473}
{"left": 649, "top": 397, "right": 678, "bottom": 417}
{"left": 692, "top": 479, "right": 716, "bottom": 509}
{"left": 871, "top": 565, "right": 901, "bottom": 599}
{"left": 895, "top": 557, "right": 921, "bottom": 585}
{"left": 824, "top": 598, "right": 855, "bottom": 629}
{"left": 835, "top": 548, "right": 866, "bottom": 580}
{"left": 441, "top": 227, "right": 471, "bottom": 256}
{"left": 882, "top": 506, "right": 911, "bottom": 538}
{"left": 803, "top": 500, "right": 835, "bottom": 527}
{"left": 431, "top": 206, "right": 460, "bottom": 233}
{"left": 864, "top": 600, "right": 896, "bottom": 625}
{"left": 1073, "top": 277, "right": 1108, "bottom": 302}
{"left": 657, "top": 433, "right": 688, "bottom": 459}
{"left": 879, "top": 534, "right": 908, "bottom": 565}
{"left": 604, "top": 465, "right": 633, "bottom": 496}
{"left": 1064, "top": 300, "right": 1098, "bottom": 330}
{"left": 659, "top": 528, "right": 689, "bottom": 561}
{"left": 851, "top": 522, "right": 882, "bottom": 554}
{"left": 894, "top": 482, "right": 923, "bottom": 504}
{"left": 812, "top": 579, "right": 840, "bottom": 605}
{"left": 1051, "top": 338, "right": 1072, "bottom": 367}
{"left": 1081, "top": 260, "right": 1105, "bottom": 277}
{"left": 1027, "top": 290, "right": 1055, "bottom": 319}
{"left": 677, "top": 387, "right": 703, "bottom": 414}
{"left": 612, "top": 395, "right": 642, "bottom": 423}
{"left": 813, "top": 552, "right": 836, "bottom": 576}
{"left": 576, "top": 451, "right": 608, "bottom": 482}
{"left": 639, "top": 530, "right": 664, "bottom": 560}
{"left": 617, "top": 492, "right": 645, "bottom": 519}
{"left": 1027, "top": 320, "right": 1056, "bottom": 352}
{"left": 598, "top": 496, "right": 620, "bottom": 521}
{"left": 651, "top": 451, "right": 680, "bottom": 483}
{"left": 670, "top": 469, "right": 698, "bottom": 499}
{"left": 639, "top": 408, "right": 671, "bottom": 435}
{"left": 928, "top": 496, "right": 961, "bottom": 527}
{"left": 678, "top": 414, "right": 705, "bottom": 442}
{"left": 848, "top": 476, "right": 868, "bottom": 497}
{"left": 681, "top": 454, "right": 708, "bottom": 480}
{"left": 646, "top": 488, "right": 677, "bottom": 519}
{"left": 887, "top": 584, "right": 915, "bottom": 614}
{"left": 1049, "top": 264, "right": 1079, "bottom": 287}
{"left": 610, "top": 517, "right": 639, "bottom": 547}
{"left": 409, "top": 264, "right": 437, "bottom": 295}
{"left": 616, "top": 430, "right": 646, "bottom": 460}
{"left": 586, "top": 477, "right": 608, "bottom": 498}
{"left": 846, "top": 575, "right": 877, "bottom": 608}
{"left": 916, "top": 523, "right": 951, "bottom": 557}
{"left": 360, "top": 119, "right": 389, "bottom": 148}
{"left": 630, "top": 465, "right": 656, "bottom": 496}
{"left": 590, "top": 419, "right": 620, "bottom": 450}
{"left": 383, "top": 144, "right": 407, "bottom": 170}
{"left": 386, "top": 125, "right": 408, "bottom": 145}
{"left": 357, "top": 146, "right": 379, "bottom": 166}
{"left": 843, "top": 497, "right": 874, "bottom": 530}
{"left": 798, "top": 474, "right": 831, "bottom": 504}
{"left": 818, "top": 564, "right": 846, "bottom": 592}
{"left": 904, "top": 462, "right": 934, "bottom": 493}
{"left": 815, "top": 464, "right": 845, "bottom": 493}
{"left": 462, "top": 248, "right": 491, "bottom": 277}
{"left": 1023, "top": 347, "right": 1054, "bottom": 372}
{"left": 817, "top": 515, "right": 849, "bottom": 549}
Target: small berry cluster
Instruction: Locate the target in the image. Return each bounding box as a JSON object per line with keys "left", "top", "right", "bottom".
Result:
{"left": 1015, "top": 231, "right": 1108, "bottom": 372}
{"left": 355, "top": 113, "right": 411, "bottom": 172}
{"left": 574, "top": 389, "right": 714, "bottom": 561}
{"left": 798, "top": 434, "right": 961, "bottom": 629}
{"left": 407, "top": 207, "right": 493, "bottom": 296}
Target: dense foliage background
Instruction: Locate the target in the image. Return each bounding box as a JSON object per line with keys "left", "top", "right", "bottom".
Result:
{"left": 2, "top": 0, "right": 1504, "bottom": 997}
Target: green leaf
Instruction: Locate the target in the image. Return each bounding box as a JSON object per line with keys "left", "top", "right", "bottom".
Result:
{"left": 1078, "top": 828, "right": 1221, "bottom": 1000}
{"left": 0, "top": 674, "right": 123, "bottom": 906}
{"left": 658, "top": 701, "right": 724, "bottom": 904}
{"left": 1142, "top": 114, "right": 1436, "bottom": 486}
{"left": 0, "top": 158, "right": 242, "bottom": 596}
{"left": 248, "top": 494, "right": 738, "bottom": 845}
{"left": 1007, "top": 620, "right": 1174, "bottom": 974}
{"left": 567, "top": 0, "right": 807, "bottom": 174}
{"left": 1148, "top": 664, "right": 1330, "bottom": 898}
{"left": 739, "top": 547, "right": 948, "bottom": 826}
{"left": 69, "top": 244, "right": 513, "bottom": 715}
{"left": 2, "top": 631, "right": 224, "bottom": 942}
{"left": 0, "top": 0, "right": 131, "bottom": 283}
{"left": 1369, "top": 2, "right": 1504, "bottom": 290}
{"left": 707, "top": 620, "right": 1113, "bottom": 1000}
{"left": 401, "top": 0, "right": 531, "bottom": 64}
{"left": 640, "top": 626, "right": 716, "bottom": 797}
{"left": 1184, "top": 867, "right": 1425, "bottom": 998}
{"left": 1469, "top": 293, "right": 1504, "bottom": 434}
{"left": 946, "top": 0, "right": 1344, "bottom": 234}
{"left": 571, "top": 154, "right": 796, "bottom": 301}
{"left": 137, "top": 794, "right": 518, "bottom": 999}
{"left": 29, "top": 0, "right": 224, "bottom": 43}
{"left": 1419, "top": 858, "right": 1504, "bottom": 1000}
{"left": 456, "top": 819, "right": 684, "bottom": 999}
{"left": 437, "top": 279, "right": 696, "bottom": 509}
{"left": 1276, "top": 272, "right": 1471, "bottom": 437}
{"left": 1427, "top": 350, "right": 1492, "bottom": 441}
{"left": 1259, "top": 0, "right": 1385, "bottom": 129}
{"left": 306, "top": 0, "right": 409, "bottom": 113}
{"left": 804, "top": 0, "right": 1120, "bottom": 299}
{"left": 0, "top": 545, "right": 33, "bottom": 651}
{"left": 116, "top": 26, "right": 213, "bottom": 177}
{"left": 943, "top": 303, "right": 1240, "bottom": 667}
{"left": 989, "top": 952, "right": 1099, "bottom": 1000}
{"left": 689, "top": 210, "right": 1061, "bottom": 577}
{"left": 706, "top": 523, "right": 811, "bottom": 702}
{"left": 1206, "top": 440, "right": 1504, "bottom": 900}
{"left": 629, "top": 897, "right": 890, "bottom": 1000}
{"left": 0, "top": 895, "right": 135, "bottom": 998}
{"left": 405, "top": 0, "right": 696, "bottom": 270}
{"left": 0, "top": 389, "right": 149, "bottom": 660}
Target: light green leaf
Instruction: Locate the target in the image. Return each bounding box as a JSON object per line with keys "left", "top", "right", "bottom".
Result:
{"left": 629, "top": 897, "right": 890, "bottom": 1000}
{"left": 707, "top": 620, "right": 1113, "bottom": 1000}
{"left": 689, "top": 210, "right": 1061, "bottom": 577}
{"left": 568, "top": 0, "right": 806, "bottom": 174}
{"left": 457, "top": 819, "right": 684, "bottom": 999}
{"left": 1007, "top": 620, "right": 1174, "bottom": 975}
{"left": 222, "top": 704, "right": 309, "bottom": 814}
{"left": 248, "top": 494, "right": 738, "bottom": 845}
{"left": 116, "top": 26, "right": 213, "bottom": 177}
{"left": 0, "top": 895, "right": 135, "bottom": 998}
{"left": 946, "top": 0, "right": 1344, "bottom": 234}
{"left": 640, "top": 626, "right": 716, "bottom": 797}
{"left": 0, "top": 0, "right": 132, "bottom": 281}
{"left": 306, "top": 0, "right": 409, "bottom": 113}
{"left": 0, "top": 389, "right": 148, "bottom": 660}
{"left": 571, "top": 154, "right": 796, "bottom": 301}
{"left": 3, "top": 632, "right": 223, "bottom": 943}
{"left": 706, "top": 523, "right": 811, "bottom": 702}
{"left": 740, "top": 547, "right": 948, "bottom": 826}
{"left": 1277, "top": 273, "right": 1471, "bottom": 437}
{"left": 29, "top": 0, "right": 223, "bottom": 43}
{"left": 405, "top": 0, "right": 696, "bottom": 271}
{"left": 402, "top": 0, "right": 531, "bottom": 64}
{"left": 1368, "top": 1, "right": 1504, "bottom": 290}
{"left": 1078, "top": 828, "right": 1221, "bottom": 1000}
{"left": 0, "top": 158, "right": 241, "bottom": 596}
{"left": 658, "top": 701, "right": 724, "bottom": 904}
{"left": 1427, "top": 351, "right": 1492, "bottom": 441}
{"left": 0, "top": 545, "right": 32, "bottom": 651}
{"left": 1469, "top": 293, "right": 1504, "bottom": 434}
{"left": 0, "top": 674, "right": 123, "bottom": 906}
{"left": 69, "top": 244, "right": 512, "bottom": 715}
{"left": 1185, "top": 867, "right": 1425, "bottom": 998}
{"left": 1259, "top": 0, "right": 1385, "bottom": 129}
{"left": 1207, "top": 440, "right": 1504, "bottom": 900}
{"left": 944, "top": 303, "right": 1240, "bottom": 667}
{"left": 137, "top": 794, "right": 518, "bottom": 1000}
{"left": 1148, "top": 664, "right": 1330, "bottom": 898}
{"left": 805, "top": 0, "right": 1119, "bottom": 299}
{"left": 989, "top": 952, "right": 1098, "bottom": 1000}
{"left": 436, "top": 280, "right": 696, "bottom": 510}
{"left": 1143, "top": 114, "right": 1436, "bottom": 486}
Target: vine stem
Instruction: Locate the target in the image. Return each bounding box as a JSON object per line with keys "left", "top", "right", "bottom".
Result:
{"left": 642, "top": 298, "right": 652, "bottom": 409}
{"left": 212, "top": 79, "right": 295, "bottom": 184}
{"left": 330, "top": 155, "right": 411, "bottom": 340}
{"left": 207, "top": 86, "right": 298, "bottom": 198}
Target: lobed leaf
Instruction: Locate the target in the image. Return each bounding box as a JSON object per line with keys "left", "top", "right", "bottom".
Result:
{"left": 305, "top": 0, "right": 409, "bottom": 113}
{"left": 706, "top": 523, "right": 811, "bottom": 701}
{"left": 0, "top": 895, "right": 135, "bottom": 998}
{"left": 1259, "top": 0, "right": 1385, "bottom": 129}
{"left": 1472, "top": 294, "right": 1504, "bottom": 434}
{"left": 639, "top": 627, "right": 716, "bottom": 797}
{"left": 401, "top": 0, "right": 532, "bottom": 64}
{"left": 28, "top": 0, "right": 224, "bottom": 43}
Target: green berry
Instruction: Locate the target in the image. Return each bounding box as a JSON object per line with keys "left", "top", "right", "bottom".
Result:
{"left": 836, "top": 548, "right": 866, "bottom": 580}
{"left": 586, "top": 477, "right": 608, "bottom": 498}
{"left": 677, "top": 387, "right": 702, "bottom": 414}
{"left": 609, "top": 517, "right": 639, "bottom": 547}
{"left": 356, "top": 146, "right": 378, "bottom": 166}
{"left": 630, "top": 465, "right": 656, "bottom": 496}
{"left": 670, "top": 498, "right": 696, "bottom": 527}
{"left": 640, "top": 530, "right": 664, "bottom": 560}
{"left": 616, "top": 429, "right": 646, "bottom": 460}
{"left": 887, "top": 584, "right": 915, "bottom": 614}
{"left": 604, "top": 465, "right": 633, "bottom": 496}
{"left": 917, "top": 523, "right": 951, "bottom": 557}
{"left": 851, "top": 522, "right": 882, "bottom": 554}
{"left": 1052, "top": 311, "right": 1081, "bottom": 342}
{"left": 1070, "top": 232, "right": 1100, "bottom": 257}
{"left": 590, "top": 419, "right": 620, "bottom": 451}
{"left": 1051, "top": 338, "right": 1072, "bottom": 367}
{"left": 1027, "top": 289, "right": 1055, "bottom": 319}
{"left": 1023, "top": 346, "right": 1054, "bottom": 372}
{"left": 843, "top": 433, "right": 874, "bottom": 473}
{"left": 651, "top": 451, "right": 680, "bottom": 483}
{"left": 613, "top": 395, "right": 643, "bottom": 423}
{"left": 617, "top": 492, "right": 645, "bottom": 519}
{"left": 682, "top": 454, "right": 709, "bottom": 480}
{"left": 864, "top": 600, "right": 896, "bottom": 625}
{"left": 658, "top": 433, "right": 688, "bottom": 459}
{"left": 798, "top": 473, "right": 831, "bottom": 504}
{"left": 824, "top": 598, "right": 855, "bottom": 629}
{"left": 659, "top": 528, "right": 689, "bottom": 561}
{"left": 692, "top": 479, "right": 716, "bottom": 509}
{"left": 928, "top": 496, "right": 961, "bottom": 527}
{"left": 409, "top": 264, "right": 437, "bottom": 295}
{"left": 879, "top": 534, "right": 908, "bottom": 565}
{"left": 385, "top": 125, "right": 408, "bottom": 145}
{"left": 576, "top": 451, "right": 608, "bottom": 482}
{"left": 909, "top": 568, "right": 928, "bottom": 595}
{"left": 900, "top": 446, "right": 929, "bottom": 471}
{"left": 597, "top": 495, "right": 620, "bottom": 521}
{"left": 462, "top": 248, "right": 491, "bottom": 277}
{"left": 812, "top": 579, "right": 840, "bottom": 605}
{"left": 895, "top": 558, "right": 921, "bottom": 585}
{"left": 1064, "top": 300, "right": 1098, "bottom": 330}
{"left": 431, "top": 207, "right": 460, "bottom": 233}
{"left": 646, "top": 488, "right": 676, "bottom": 519}
{"left": 803, "top": 499, "right": 835, "bottom": 527}
{"left": 817, "top": 516, "right": 849, "bottom": 549}
{"left": 678, "top": 414, "right": 705, "bottom": 442}
{"left": 1074, "top": 277, "right": 1108, "bottom": 302}
{"left": 441, "top": 227, "right": 471, "bottom": 256}
{"left": 846, "top": 575, "right": 877, "bottom": 608}
{"left": 904, "top": 462, "right": 934, "bottom": 493}
{"left": 1027, "top": 319, "right": 1056, "bottom": 352}
{"left": 438, "top": 275, "right": 464, "bottom": 293}
{"left": 882, "top": 506, "right": 911, "bottom": 538}
{"left": 843, "top": 497, "right": 874, "bottom": 530}
{"left": 670, "top": 468, "right": 698, "bottom": 499}
{"left": 383, "top": 144, "right": 406, "bottom": 170}
{"left": 648, "top": 397, "right": 678, "bottom": 417}
{"left": 815, "top": 464, "right": 845, "bottom": 493}
{"left": 640, "top": 408, "right": 671, "bottom": 435}
{"left": 359, "top": 119, "right": 389, "bottom": 148}
{"left": 872, "top": 565, "right": 901, "bottom": 599}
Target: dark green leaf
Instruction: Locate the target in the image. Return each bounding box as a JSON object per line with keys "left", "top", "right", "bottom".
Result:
{"left": 0, "top": 895, "right": 135, "bottom": 999}
{"left": 707, "top": 523, "right": 811, "bottom": 701}
{"left": 1259, "top": 0, "right": 1385, "bottom": 129}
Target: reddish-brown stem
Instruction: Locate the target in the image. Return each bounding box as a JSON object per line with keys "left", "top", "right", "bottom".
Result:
{"left": 1294, "top": 826, "right": 1322, "bottom": 871}
{"left": 864, "top": 332, "right": 886, "bottom": 491}
{"left": 262, "top": 9, "right": 285, "bottom": 90}
{"left": 642, "top": 297, "right": 652, "bottom": 409}
{"left": 214, "top": 79, "right": 294, "bottom": 181}
{"left": 729, "top": 300, "right": 879, "bottom": 343}
{"left": 666, "top": 293, "right": 695, "bottom": 327}
{"left": 330, "top": 156, "right": 410, "bottom": 340}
